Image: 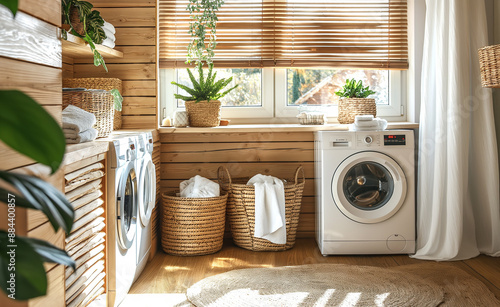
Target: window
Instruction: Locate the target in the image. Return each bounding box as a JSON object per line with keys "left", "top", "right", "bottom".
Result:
{"left": 158, "top": 0, "right": 408, "bottom": 122}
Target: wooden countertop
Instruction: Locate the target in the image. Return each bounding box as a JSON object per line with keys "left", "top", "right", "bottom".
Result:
{"left": 159, "top": 122, "right": 419, "bottom": 134}
{"left": 64, "top": 129, "right": 158, "bottom": 166}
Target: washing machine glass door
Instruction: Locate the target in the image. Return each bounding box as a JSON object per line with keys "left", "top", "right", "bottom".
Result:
{"left": 332, "top": 151, "right": 407, "bottom": 224}
{"left": 138, "top": 156, "right": 156, "bottom": 227}
{"left": 117, "top": 162, "right": 138, "bottom": 249}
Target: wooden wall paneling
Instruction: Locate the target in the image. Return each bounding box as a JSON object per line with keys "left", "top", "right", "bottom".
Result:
{"left": 18, "top": 0, "right": 61, "bottom": 27}
{"left": 87, "top": 0, "right": 156, "bottom": 7}
{"left": 63, "top": 55, "right": 74, "bottom": 79}
{"left": 72, "top": 63, "right": 155, "bottom": 79}
{"left": 0, "top": 7, "right": 61, "bottom": 68}
{"left": 0, "top": 57, "right": 62, "bottom": 105}
{"left": 160, "top": 132, "right": 315, "bottom": 143}
{"left": 122, "top": 81, "right": 157, "bottom": 96}
{"left": 94, "top": 8, "right": 155, "bottom": 27}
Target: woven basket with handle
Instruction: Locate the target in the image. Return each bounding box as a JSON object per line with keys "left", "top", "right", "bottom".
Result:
{"left": 63, "top": 78, "right": 123, "bottom": 129}
{"left": 218, "top": 166, "right": 305, "bottom": 251}
{"left": 338, "top": 98, "right": 377, "bottom": 124}
{"left": 478, "top": 44, "right": 500, "bottom": 88}
{"left": 185, "top": 100, "right": 221, "bottom": 127}
{"left": 161, "top": 192, "right": 227, "bottom": 256}
{"left": 63, "top": 89, "right": 114, "bottom": 138}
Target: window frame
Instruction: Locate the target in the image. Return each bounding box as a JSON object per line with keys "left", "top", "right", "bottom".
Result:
{"left": 159, "top": 69, "right": 407, "bottom": 123}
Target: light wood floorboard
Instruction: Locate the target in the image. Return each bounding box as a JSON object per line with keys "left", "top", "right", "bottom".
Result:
{"left": 130, "top": 238, "right": 500, "bottom": 301}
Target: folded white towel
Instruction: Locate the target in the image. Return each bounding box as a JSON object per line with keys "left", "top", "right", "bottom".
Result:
{"left": 352, "top": 118, "right": 388, "bottom": 131}
{"left": 103, "top": 28, "right": 115, "bottom": 42}
{"left": 62, "top": 105, "right": 96, "bottom": 133}
{"left": 102, "top": 21, "right": 116, "bottom": 34}
{"left": 247, "top": 174, "right": 286, "bottom": 244}
{"left": 180, "top": 175, "right": 220, "bottom": 198}
{"left": 65, "top": 128, "right": 98, "bottom": 144}
{"left": 101, "top": 38, "right": 115, "bottom": 49}
{"left": 354, "top": 119, "right": 378, "bottom": 127}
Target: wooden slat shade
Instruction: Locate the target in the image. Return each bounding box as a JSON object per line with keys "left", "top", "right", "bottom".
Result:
{"left": 158, "top": 0, "right": 408, "bottom": 69}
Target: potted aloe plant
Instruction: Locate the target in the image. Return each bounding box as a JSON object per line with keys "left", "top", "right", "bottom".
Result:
{"left": 334, "top": 78, "right": 377, "bottom": 124}
{"left": 171, "top": 0, "right": 237, "bottom": 127}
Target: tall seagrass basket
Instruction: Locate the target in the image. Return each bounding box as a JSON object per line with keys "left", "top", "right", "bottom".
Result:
{"left": 478, "top": 44, "right": 500, "bottom": 88}
{"left": 161, "top": 192, "right": 227, "bottom": 256}
{"left": 218, "top": 166, "right": 305, "bottom": 251}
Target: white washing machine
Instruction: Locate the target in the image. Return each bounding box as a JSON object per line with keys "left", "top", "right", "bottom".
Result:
{"left": 315, "top": 130, "right": 415, "bottom": 255}
{"left": 107, "top": 136, "right": 139, "bottom": 306}
{"left": 133, "top": 132, "right": 156, "bottom": 282}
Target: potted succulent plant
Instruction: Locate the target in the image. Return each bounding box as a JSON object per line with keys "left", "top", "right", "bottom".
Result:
{"left": 62, "top": 0, "right": 108, "bottom": 71}
{"left": 171, "top": 0, "right": 237, "bottom": 127}
{"left": 334, "top": 78, "right": 377, "bottom": 124}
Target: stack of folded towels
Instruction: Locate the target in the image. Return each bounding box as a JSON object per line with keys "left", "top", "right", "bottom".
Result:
{"left": 352, "top": 115, "right": 388, "bottom": 131}
{"left": 101, "top": 21, "right": 116, "bottom": 49}
{"left": 63, "top": 105, "right": 98, "bottom": 144}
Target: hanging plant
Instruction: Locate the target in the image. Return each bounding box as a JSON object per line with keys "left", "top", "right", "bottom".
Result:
{"left": 186, "top": 0, "right": 225, "bottom": 65}
{"left": 62, "top": 0, "right": 108, "bottom": 71}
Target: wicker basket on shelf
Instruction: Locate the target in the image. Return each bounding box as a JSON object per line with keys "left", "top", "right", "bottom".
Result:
{"left": 337, "top": 98, "right": 376, "bottom": 124}
{"left": 161, "top": 192, "right": 227, "bottom": 256}
{"left": 63, "top": 78, "right": 123, "bottom": 129}
{"left": 185, "top": 100, "right": 221, "bottom": 127}
{"left": 218, "top": 166, "right": 305, "bottom": 251}
{"left": 62, "top": 89, "right": 114, "bottom": 137}
{"left": 478, "top": 44, "right": 500, "bottom": 88}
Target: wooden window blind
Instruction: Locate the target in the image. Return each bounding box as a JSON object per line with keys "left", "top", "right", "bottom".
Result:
{"left": 158, "top": 0, "right": 408, "bottom": 69}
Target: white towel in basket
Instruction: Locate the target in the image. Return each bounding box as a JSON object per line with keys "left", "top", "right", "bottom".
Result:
{"left": 247, "top": 174, "right": 286, "bottom": 244}
{"left": 62, "top": 105, "right": 96, "bottom": 133}
{"left": 180, "top": 175, "right": 220, "bottom": 198}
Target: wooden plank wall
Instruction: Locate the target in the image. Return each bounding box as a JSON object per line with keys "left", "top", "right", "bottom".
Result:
{"left": 72, "top": 0, "right": 157, "bottom": 129}
{"left": 160, "top": 132, "right": 317, "bottom": 238}
{"left": 0, "top": 1, "right": 65, "bottom": 305}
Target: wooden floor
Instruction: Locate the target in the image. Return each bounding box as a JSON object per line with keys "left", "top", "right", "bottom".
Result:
{"left": 130, "top": 238, "right": 500, "bottom": 301}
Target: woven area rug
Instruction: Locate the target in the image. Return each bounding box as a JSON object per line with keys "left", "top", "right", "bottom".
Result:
{"left": 187, "top": 263, "right": 500, "bottom": 307}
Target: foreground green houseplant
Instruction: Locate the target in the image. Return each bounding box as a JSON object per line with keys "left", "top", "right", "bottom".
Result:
{"left": 335, "top": 78, "right": 377, "bottom": 124}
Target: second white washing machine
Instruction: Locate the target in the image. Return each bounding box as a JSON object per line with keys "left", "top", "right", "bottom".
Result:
{"left": 315, "top": 130, "right": 415, "bottom": 255}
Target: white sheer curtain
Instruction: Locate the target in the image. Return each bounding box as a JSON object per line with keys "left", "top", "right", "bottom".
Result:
{"left": 413, "top": 0, "right": 500, "bottom": 260}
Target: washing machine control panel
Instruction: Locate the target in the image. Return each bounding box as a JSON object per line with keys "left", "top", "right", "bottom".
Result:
{"left": 357, "top": 134, "right": 381, "bottom": 147}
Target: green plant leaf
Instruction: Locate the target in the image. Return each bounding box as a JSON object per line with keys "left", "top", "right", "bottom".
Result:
{"left": 171, "top": 81, "right": 198, "bottom": 97}
{"left": 0, "top": 231, "right": 47, "bottom": 300}
{"left": 0, "top": 172, "right": 74, "bottom": 235}
{"left": 22, "top": 237, "right": 75, "bottom": 270}
{"left": 0, "top": 90, "right": 66, "bottom": 173}
{"left": 0, "top": 0, "right": 18, "bottom": 15}
{"left": 110, "top": 89, "right": 123, "bottom": 111}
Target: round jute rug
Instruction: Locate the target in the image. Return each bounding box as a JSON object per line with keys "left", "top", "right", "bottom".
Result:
{"left": 187, "top": 263, "right": 500, "bottom": 307}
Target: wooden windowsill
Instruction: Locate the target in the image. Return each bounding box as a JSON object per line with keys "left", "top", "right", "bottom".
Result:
{"left": 159, "top": 122, "right": 419, "bottom": 134}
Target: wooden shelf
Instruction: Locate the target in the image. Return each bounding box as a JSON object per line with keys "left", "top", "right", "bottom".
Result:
{"left": 62, "top": 33, "right": 123, "bottom": 59}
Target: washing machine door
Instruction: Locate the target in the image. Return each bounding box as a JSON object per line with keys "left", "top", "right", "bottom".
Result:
{"left": 332, "top": 151, "right": 407, "bottom": 224}
{"left": 138, "top": 155, "right": 156, "bottom": 227}
{"left": 117, "top": 161, "right": 138, "bottom": 249}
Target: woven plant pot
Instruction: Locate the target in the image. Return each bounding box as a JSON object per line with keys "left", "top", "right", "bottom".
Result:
{"left": 63, "top": 78, "right": 123, "bottom": 130}
{"left": 478, "top": 44, "right": 500, "bottom": 88}
{"left": 338, "top": 98, "right": 376, "bottom": 124}
{"left": 218, "top": 166, "right": 305, "bottom": 251}
{"left": 185, "top": 100, "right": 221, "bottom": 127}
{"left": 161, "top": 192, "right": 227, "bottom": 256}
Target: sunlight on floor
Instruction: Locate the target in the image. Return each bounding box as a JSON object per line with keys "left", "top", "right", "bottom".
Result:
{"left": 162, "top": 265, "right": 191, "bottom": 272}
{"left": 211, "top": 257, "right": 274, "bottom": 269}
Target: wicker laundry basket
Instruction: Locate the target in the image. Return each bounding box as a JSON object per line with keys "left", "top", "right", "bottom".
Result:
{"left": 218, "top": 166, "right": 305, "bottom": 251}
{"left": 63, "top": 89, "right": 114, "bottom": 137}
{"left": 63, "top": 78, "right": 123, "bottom": 129}
{"left": 478, "top": 44, "right": 500, "bottom": 88}
{"left": 185, "top": 100, "right": 221, "bottom": 127}
{"left": 161, "top": 192, "right": 227, "bottom": 256}
{"left": 338, "top": 98, "right": 377, "bottom": 124}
